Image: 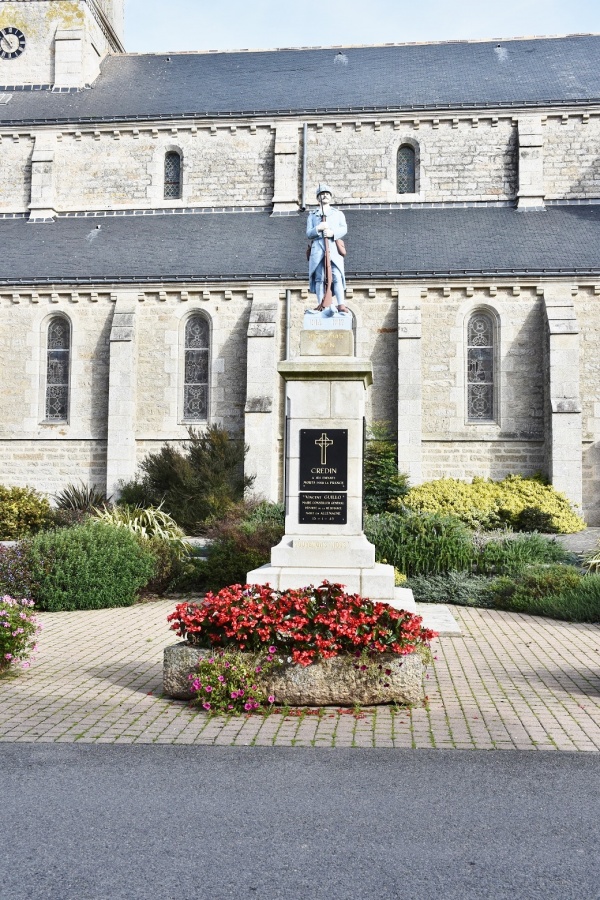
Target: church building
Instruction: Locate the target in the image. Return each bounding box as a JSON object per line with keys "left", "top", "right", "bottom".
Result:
{"left": 1, "top": 1, "right": 599, "bottom": 522}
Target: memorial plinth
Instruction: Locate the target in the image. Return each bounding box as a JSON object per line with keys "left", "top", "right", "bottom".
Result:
{"left": 247, "top": 314, "right": 415, "bottom": 611}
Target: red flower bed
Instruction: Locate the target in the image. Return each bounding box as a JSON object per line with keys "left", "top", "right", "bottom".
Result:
{"left": 168, "top": 581, "right": 436, "bottom": 667}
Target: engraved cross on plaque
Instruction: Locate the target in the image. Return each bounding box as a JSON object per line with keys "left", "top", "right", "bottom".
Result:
{"left": 315, "top": 432, "right": 334, "bottom": 465}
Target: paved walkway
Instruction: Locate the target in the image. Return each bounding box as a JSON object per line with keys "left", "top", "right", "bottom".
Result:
{"left": 1, "top": 599, "right": 599, "bottom": 749}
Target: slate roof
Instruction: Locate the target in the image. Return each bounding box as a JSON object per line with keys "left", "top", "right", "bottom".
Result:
{"left": 1, "top": 205, "right": 599, "bottom": 286}
{"left": 1, "top": 35, "right": 600, "bottom": 125}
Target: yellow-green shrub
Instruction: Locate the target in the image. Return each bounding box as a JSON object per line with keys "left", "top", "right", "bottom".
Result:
{"left": 0, "top": 486, "right": 53, "bottom": 540}
{"left": 398, "top": 475, "right": 585, "bottom": 534}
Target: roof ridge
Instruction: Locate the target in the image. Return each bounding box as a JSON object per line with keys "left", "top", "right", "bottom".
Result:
{"left": 121, "top": 32, "right": 600, "bottom": 57}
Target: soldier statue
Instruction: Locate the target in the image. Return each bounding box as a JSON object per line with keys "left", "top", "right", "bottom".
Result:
{"left": 307, "top": 184, "right": 349, "bottom": 314}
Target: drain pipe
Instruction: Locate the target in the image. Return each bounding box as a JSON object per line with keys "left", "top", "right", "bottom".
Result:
{"left": 301, "top": 122, "right": 308, "bottom": 210}
{"left": 285, "top": 288, "right": 292, "bottom": 359}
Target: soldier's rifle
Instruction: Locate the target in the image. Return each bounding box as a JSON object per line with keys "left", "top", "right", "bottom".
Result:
{"left": 316, "top": 193, "right": 334, "bottom": 311}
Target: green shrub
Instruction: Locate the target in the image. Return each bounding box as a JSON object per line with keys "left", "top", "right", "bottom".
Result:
{"left": 117, "top": 425, "right": 254, "bottom": 534}
{"left": 400, "top": 475, "right": 585, "bottom": 534}
{"left": 25, "top": 522, "right": 157, "bottom": 611}
{"left": 0, "top": 486, "right": 53, "bottom": 540}
{"left": 407, "top": 572, "right": 494, "bottom": 607}
{"left": 364, "top": 423, "right": 410, "bottom": 514}
{"left": 143, "top": 536, "right": 186, "bottom": 594}
{"left": 475, "top": 534, "right": 574, "bottom": 576}
{"left": 483, "top": 566, "right": 600, "bottom": 623}
{"left": 484, "top": 565, "right": 583, "bottom": 612}
{"left": 94, "top": 504, "right": 189, "bottom": 553}
{"left": 177, "top": 501, "right": 285, "bottom": 593}
{"left": 364, "top": 511, "right": 473, "bottom": 577}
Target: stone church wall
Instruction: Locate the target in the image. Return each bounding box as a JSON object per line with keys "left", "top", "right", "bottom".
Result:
{"left": 54, "top": 128, "right": 276, "bottom": 212}
{"left": 305, "top": 119, "right": 517, "bottom": 204}
{"left": 574, "top": 288, "right": 600, "bottom": 524}
{"left": 419, "top": 288, "right": 546, "bottom": 481}
{"left": 544, "top": 117, "right": 600, "bottom": 199}
{"left": 0, "top": 136, "right": 33, "bottom": 213}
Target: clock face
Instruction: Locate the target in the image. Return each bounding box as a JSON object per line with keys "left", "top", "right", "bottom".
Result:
{"left": 0, "top": 27, "right": 26, "bottom": 60}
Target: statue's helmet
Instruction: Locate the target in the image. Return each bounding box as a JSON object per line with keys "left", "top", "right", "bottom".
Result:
{"left": 316, "top": 183, "right": 333, "bottom": 199}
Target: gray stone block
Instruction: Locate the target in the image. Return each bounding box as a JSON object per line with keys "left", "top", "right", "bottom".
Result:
{"left": 163, "top": 641, "right": 425, "bottom": 706}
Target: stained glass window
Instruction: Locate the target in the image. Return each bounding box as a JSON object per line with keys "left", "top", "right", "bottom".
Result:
{"left": 164, "top": 151, "right": 182, "bottom": 199}
{"left": 397, "top": 145, "right": 416, "bottom": 194}
{"left": 467, "top": 312, "right": 495, "bottom": 421}
{"left": 46, "top": 317, "right": 70, "bottom": 421}
{"left": 183, "top": 316, "right": 209, "bottom": 420}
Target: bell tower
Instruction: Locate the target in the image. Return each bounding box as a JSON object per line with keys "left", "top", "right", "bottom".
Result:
{"left": 0, "top": 0, "right": 125, "bottom": 89}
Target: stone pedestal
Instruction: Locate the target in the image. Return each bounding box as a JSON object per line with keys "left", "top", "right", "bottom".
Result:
{"left": 247, "top": 315, "right": 415, "bottom": 612}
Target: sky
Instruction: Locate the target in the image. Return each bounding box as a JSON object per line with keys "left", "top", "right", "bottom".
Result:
{"left": 124, "top": 0, "right": 600, "bottom": 53}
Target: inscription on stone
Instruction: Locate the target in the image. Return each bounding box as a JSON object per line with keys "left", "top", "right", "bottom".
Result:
{"left": 299, "top": 493, "right": 347, "bottom": 525}
{"left": 299, "top": 429, "right": 348, "bottom": 491}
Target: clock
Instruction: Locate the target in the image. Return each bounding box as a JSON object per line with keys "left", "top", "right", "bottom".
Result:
{"left": 0, "top": 27, "right": 26, "bottom": 60}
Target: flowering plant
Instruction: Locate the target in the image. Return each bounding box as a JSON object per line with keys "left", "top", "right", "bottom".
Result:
{"left": 0, "top": 595, "right": 41, "bottom": 674}
{"left": 168, "top": 581, "right": 436, "bottom": 667}
{"left": 189, "top": 648, "right": 279, "bottom": 715}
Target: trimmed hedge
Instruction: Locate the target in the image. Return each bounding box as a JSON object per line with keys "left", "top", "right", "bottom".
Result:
{"left": 399, "top": 475, "right": 585, "bottom": 533}
{"left": 25, "top": 522, "right": 157, "bottom": 611}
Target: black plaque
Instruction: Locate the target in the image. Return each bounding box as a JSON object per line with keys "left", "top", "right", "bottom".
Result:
{"left": 299, "top": 429, "right": 348, "bottom": 491}
{"left": 299, "top": 493, "right": 347, "bottom": 525}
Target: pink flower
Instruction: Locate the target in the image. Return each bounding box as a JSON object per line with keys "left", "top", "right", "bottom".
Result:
{"left": 218, "top": 675, "right": 225, "bottom": 683}
{"left": 202, "top": 702, "right": 211, "bottom": 711}
{"left": 231, "top": 691, "right": 238, "bottom": 699}
{"left": 244, "top": 702, "right": 253, "bottom": 711}
{"left": 4, "top": 653, "right": 12, "bottom": 661}
{"left": 205, "top": 685, "right": 213, "bottom": 693}
{"left": 255, "top": 666, "right": 262, "bottom": 673}
{"left": 268, "top": 696, "right": 275, "bottom": 703}
{"left": 268, "top": 646, "right": 277, "bottom": 654}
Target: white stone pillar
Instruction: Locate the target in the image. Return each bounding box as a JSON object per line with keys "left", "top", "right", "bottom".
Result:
{"left": 247, "top": 320, "right": 413, "bottom": 608}
{"left": 271, "top": 123, "right": 300, "bottom": 213}
{"left": 106, "top": 297, "right": 138, "bottom": 499}
{"left": 244, "top": 293, "right": 281, "bottom": 501}
{"left": 517, "top": 116, "right": 545, "bottom": 209}
{"left": 543, "top": 285, "right": 582, "bottom": 510}
{"left": 29, "top": 134, "right": 57, "bottom": 222}
{"left": 397, "top": 288, "right": 423, "bottom": 485}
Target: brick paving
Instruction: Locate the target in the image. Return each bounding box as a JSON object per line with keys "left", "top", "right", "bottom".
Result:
{"left": 1, "top": 599, "right": 599, "bottom": 749}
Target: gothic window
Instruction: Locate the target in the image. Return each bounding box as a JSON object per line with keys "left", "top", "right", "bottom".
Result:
{"left": 467, "top": 311, "right": 495, "bottom": 422}
{"left": 164, "top": 151, "right": 182, "bottom": 199}
{"left": 183, "top": 316, "right": 210, "bottom": 421}
{"left": 397, "top": 145, "right": 416, "bottom": 194}
{"left": 46, "top": 317, "right": 70, "bottom": 422}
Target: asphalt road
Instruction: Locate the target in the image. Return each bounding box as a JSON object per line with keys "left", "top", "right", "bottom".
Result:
{"left": 2, "top": 746, "right": 599, "bottom": 900}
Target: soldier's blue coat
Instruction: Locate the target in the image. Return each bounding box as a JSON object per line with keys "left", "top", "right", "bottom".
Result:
{"left": 306, "top": 206, "right": 348, "bottom": 295}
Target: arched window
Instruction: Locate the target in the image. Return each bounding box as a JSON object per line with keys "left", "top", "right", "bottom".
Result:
{"left": 46, "top": 317, "right": 70, "bottom": 421}
{"left": 397, "top": 145, "right": 416, "bottom": 194}
{"left": 467, "top": 311, "right": 495, "bottom": 422}
{"left": 164, "top": 151, "right": 182, "bottom": 199}
{"left": 183, "top": 316, "right": 210, "bottom": 421}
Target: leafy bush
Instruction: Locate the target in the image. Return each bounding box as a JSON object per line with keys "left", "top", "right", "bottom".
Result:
{"left": 475, "top": 534, "right": 574, "bottom": 576}
{"left": 24, "top": 522, "right": 157, "bottom": 611}
{"left": 485, "top": 565, "right": 583, "bottom": 612}
{"left": 53, "top": 482, "right": 111, "bottom": 512}
{"left": 365, "top": 511, "right": 474, "bottom": 576}
{"left": 189, "top": 649, "right": 280, "bottom": 715}
{"left": 0, "top": 486, "right": 53, "bottom": 540}
{"left": 117, "top": 425, "right": 254, "bottom": 534}
{"left": 0, "top": 596, "right": 42, "bottom": 674}
{"left": 0, "top": 543, "right": 49, "bottom": 600}
{"left": 407, "top": 572, "right": 494, "bottom": 607}
{"left": 400, "top": 475, "right": 585, "bottom": 534}
{"left": 188, "top": 502, "right": 285, "bottom": 593}
{"left": 545, "top": 575, "right": 600, "bottom": 623}
{"left": 168, "top": 581, "right": 437, "bottom": 667}
{"left": 364, "top": 423, "right": 410, "bottom": 514}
